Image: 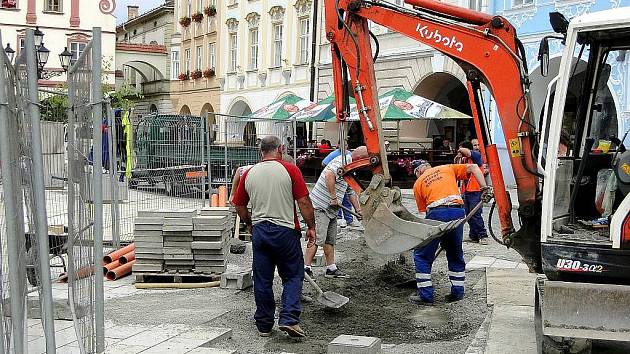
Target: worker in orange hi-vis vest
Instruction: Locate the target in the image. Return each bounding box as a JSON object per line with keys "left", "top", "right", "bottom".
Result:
{"left": 410, "top": 159, "right": 491, "bottom": 305}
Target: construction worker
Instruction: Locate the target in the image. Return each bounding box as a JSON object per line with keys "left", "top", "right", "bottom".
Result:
{"left": 304, "top": 146, "right": 368, "bottom": 279}
{"left": 321, "top": 143, "right": 362, "bottom": 229}
{"left": 456, "top": 141, "right": 489, "bottom": 244}
{"left": 232, "top": 136, "right": 316, "bottom": 338}
{"left": 410, "top": 159, "right": 490, "bottom": 305}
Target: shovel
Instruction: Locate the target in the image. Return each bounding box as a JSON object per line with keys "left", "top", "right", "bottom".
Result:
{"left": 304, "top": 272, "right": 349, "bottom": 309}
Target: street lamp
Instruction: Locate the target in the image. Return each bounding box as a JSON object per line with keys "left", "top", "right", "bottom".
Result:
{"left": 36, "top": 42, "right": 50, "bottom": 70}
{"left": 33, "top": 26, "right": 44, "bottom": 48}
{"left": 4, "top": 43, "right": 15, "bottom": 64}
{"left": 59, "top": 47, "right": 72, "bottom": 72}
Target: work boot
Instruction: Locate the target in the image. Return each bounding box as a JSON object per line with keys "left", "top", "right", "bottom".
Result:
{"left": 347, "top": 221, "right": 364, "bottom": 231}
{"left": 325, "top": 268, "right": 347, "bottom": 278}
{"left": 445, "top": 293, "right": 464, "bottom": 303}
{"left": 279, "top": 324, "right": 306, "bottom": 338}
{"left": 479, "top": 237, "right": 489, "bottom": 245}
{"left": 258, "top": 330, "right": 272, "bottom": 337}
{"left": 408, "top": 294, "right": 434, "bottom": 306}
{"left": 337, "top": 219, "right": 347, "bottom": 228}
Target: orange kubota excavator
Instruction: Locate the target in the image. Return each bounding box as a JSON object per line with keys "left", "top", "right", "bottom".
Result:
{"left": 325, "top": 0, "right": 630, "bottom": 351}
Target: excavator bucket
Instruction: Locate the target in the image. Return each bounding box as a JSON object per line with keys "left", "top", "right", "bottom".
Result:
{"left": 359, "top": 174, "right": 469, "bottom": 255}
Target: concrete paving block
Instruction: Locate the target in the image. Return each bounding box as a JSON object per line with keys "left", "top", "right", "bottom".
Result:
{"left": 489, "top": 259, "right": 519, "bottom": 269}
{"left": 158, "top": 208, "right": 198, "bottom": 217}
{"left": 195, "top": 265, "right": 226, "bottom": 274}
{"left": 134, "top": 224, "right": 164, "bottom": 231}
{"left": 134, "top": 217, "right": 164, "bottom": 225}
{"left": 133, "top": 236, "right": 164, "bottom": 244}
{"left": 486, "top": 268, "right": 536, "bottom": 307}
{"left": 328, "top": 335, "right": 382, "bottom": 354}
{"left": 163, "top": 225, "right": 194, "bottom": 232}
{"left": 191, "top": 241, "right": 223, "bottom": 250}
{"left": 192, "top": 247, "right": 227, "bottom": 255}
{"left": 485, "top": 305, "right": 535, "bottom": 354}
{"left": 164, "top": 237, "right": 194, "bottom": 243}
{"left": 199, "top": 207, "right": 230, "bottom": 216}
{"left": 220, "top": 269, "right": 252, "bottom": 289}
{"left": 141, "top": 336, "right": 208, "bottom": 354}
{"left": 312, "top": 252, "right": 325, "bottom": 267}
{"left": 195, "top": 260, "right": 227, "bottom": 266}
{"left": 133, "top": 264, "right": 164, "bottom": 272}
{"left": 134, "top": 241, "right": 164, "bottom": 248}
{"left": 179, "top": 327, "right": 233, "bottom": 346}
{"left": 163, "top": 245, "right": 193, "bottom": 252}
{"left": 192, "top": 230, "right": 225, "bottom": 237}
{"left": 133, "top": 259, "right": 164, "bottom": 265}
{"left": 134, "top": 230, "right": 164, "bottom": 237}
{"left": 192, "top": 224, "right": 229, "bottom": 231}
{"left": 193, "top": 254, "right": 226, "bottom": 261}
{"left": 193, "top": 215, "right": 229, "bottom": 223}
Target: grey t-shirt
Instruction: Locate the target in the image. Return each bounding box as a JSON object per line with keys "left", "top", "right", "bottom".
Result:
{"left": 310, "top": 155, "right": 354, "bottom": 217}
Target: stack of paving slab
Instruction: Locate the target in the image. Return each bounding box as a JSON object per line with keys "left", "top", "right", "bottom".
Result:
{"left": 162, "top": 209, "right": 197, "bottom": 273}
{"left": 192, "top": 207, "right": 232, "bottom": 275}
{"left": 132, "top": 211, "right": 166, "bottom": 273}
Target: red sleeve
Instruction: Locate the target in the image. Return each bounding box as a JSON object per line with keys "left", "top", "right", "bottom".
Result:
{"left": 232, "top": 169, "right": 250, "bottom": 206}
{"left": 278, "top": 160, "right": 309, "bottom": 199}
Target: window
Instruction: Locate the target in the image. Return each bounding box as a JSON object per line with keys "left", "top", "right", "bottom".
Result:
{"left": 184, "top": 48, "right": 191, "bottom": 73}
{"left": 229, "top": 33, "right": 237, "bottom": 72}
{"left": 186, "top": 0, "right": 191, "bottom": 16}
{"left": 198, "top": 0, "right": 203, "bottom": 12}
{"left": 468, "top": 0, "right": 482, "bottom": 11}
{"left": 249, "top": 28, "right": 258, "bottom": 70}
{"left": 208, "top": 42, "right": 216, "bottom": 69}
{"left": 196, "top": 45, "right": 203, "bottom": 70}
{"left": 0, "top": 0, "right": 17, "bottom": 9}
{"left": 298, "top": 18, "right": 310, "bottom": 64}
{"left": 70, "top": 42, "right": 86, "bottom": 65}
{"left": 45, "top": 0, "right": 62, "bottom": 12}
{"left": 513, "top": 0, "right": 533, "bottom": 6}
{"left": 171, "top": 50, "right": 180, "bottom": 79}
{"left": 272, "top": 23, "right": 283, "bottom": 67}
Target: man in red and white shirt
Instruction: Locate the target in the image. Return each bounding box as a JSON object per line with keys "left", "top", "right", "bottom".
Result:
{"left": 232, "top": 136, "right": 316, "bottom": 338}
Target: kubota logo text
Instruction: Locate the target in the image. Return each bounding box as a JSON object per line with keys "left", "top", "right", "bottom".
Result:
{"left": 416, "top": 24, "right": 464, "bottom": 52}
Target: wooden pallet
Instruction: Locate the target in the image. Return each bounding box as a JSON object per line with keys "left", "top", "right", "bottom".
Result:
{"left": 135, "top": 272, "right": 221, "bottom": 284}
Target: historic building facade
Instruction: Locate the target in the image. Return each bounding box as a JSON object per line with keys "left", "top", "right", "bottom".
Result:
{"left": 169, "top": 0, "right": 221, "bottom": 121}
{"left": 218, "top": 0, "right": 314, "bottom": 144}
{"left": 115, "top": 2, "right": 175, "bottom": 116}
{"left": 0, "top": 0, "right": 116, "bottom": 87}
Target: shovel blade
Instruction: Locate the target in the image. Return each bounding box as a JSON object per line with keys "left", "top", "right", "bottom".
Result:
{"left": 364, "top": 198, "right": 461, "bottom": 255}
{"left": 317, "top": 291, "right": 349, "bottom": 309}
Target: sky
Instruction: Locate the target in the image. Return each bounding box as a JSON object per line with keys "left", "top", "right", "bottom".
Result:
{"left": 114, "top": 0, "right": 165, "bottom": 24}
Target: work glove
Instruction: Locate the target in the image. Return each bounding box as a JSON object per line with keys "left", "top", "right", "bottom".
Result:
{"left": 481, "top": 186, "right": 494, "bottom": 203}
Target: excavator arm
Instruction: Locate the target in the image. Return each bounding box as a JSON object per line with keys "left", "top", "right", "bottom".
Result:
{"left": 325, "top": 0, "right": 543, "bottom": 270}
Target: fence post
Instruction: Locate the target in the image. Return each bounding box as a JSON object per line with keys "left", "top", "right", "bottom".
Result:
{"left": 107, "top": 99, "right": 120, "bottom": 249}
{"left": 25, "top": 28, "right": 57, "bottom": 353}
{"left": 0, "top": 30, "right": 26, "bottom": 354}
{"left": 91, "top": 27, "right": 105, "bottom": 353}
{"left": 202, "top": 112, "right": 208, "bottom": 207}
{"left": 224, "top": 117, "right": 229, "bottom": 190}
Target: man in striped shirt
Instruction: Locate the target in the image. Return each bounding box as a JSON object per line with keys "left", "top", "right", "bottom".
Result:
{"left": 411, "top": 159, "right": 489, "bottom": 305}
{"left": 304, "top": 146, "right": 368, "bottom": 279}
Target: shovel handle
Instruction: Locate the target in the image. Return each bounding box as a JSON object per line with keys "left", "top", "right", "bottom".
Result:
{"left": 338, "top": 205, "right": 362, "bottom": 219}
{"left": 304, "top": 272, "right": 324, "bottom": 296}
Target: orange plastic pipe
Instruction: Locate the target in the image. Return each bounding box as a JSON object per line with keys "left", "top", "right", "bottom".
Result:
{"left": 119, "top": 251, "right": 135, "bottom": 265}
{"left": 218, "top": 186, "right": 227, "bottom": 207}
{"left": 404, "top": 0, "right": 493, "bottom": 25}
{"left": 103, "top": 243, "right": 135, "bottom": 264}
{"left": 106, "top": 260, "right": 135, "bottom": 281}
{"left": 103, "top": 260, "right": 121, "bottom": 275}
{"left": 59, "top": 265, "right": 95, "bottom": 283}
{"left": 211, "top": 194, "right": 219, "bottom": 207}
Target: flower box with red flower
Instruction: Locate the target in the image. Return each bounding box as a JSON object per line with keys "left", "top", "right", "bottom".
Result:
{"left": 203, "top": 5, "right": 217, "bottom": 17}
{"left": 203, "top": 68, "right": 215, "bottom": 78}
{"left": 191, "top": 70, "right": 203, "bottom": 80}
{"left": 191, "top": 12, "right": 204, "bottom": 22}
{"left": 178, "top": 73, "right": 189, "bottom": 81}
{"left": 179, "top": 17, "right": 191, "bottom": 27}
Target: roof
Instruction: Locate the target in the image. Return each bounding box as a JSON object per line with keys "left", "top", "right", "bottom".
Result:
{"left": 570, "top": 7, "right": 630, "bottom": 30}
{"left": 116, "top": 2, "right": 174, "bottom": 32}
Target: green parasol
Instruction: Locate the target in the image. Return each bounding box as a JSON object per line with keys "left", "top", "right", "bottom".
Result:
{"left": 291, "top": 95, "right": 356, "bottom": 122}
{"left": 349, "top": 88, "right": 471, "bottom": 121}
{"left": 248, "top": 94, "right": 313, "bottom": 120}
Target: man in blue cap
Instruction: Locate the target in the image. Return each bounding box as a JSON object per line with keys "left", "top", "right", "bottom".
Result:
{"left": 410, "top": 159, "right": 490, "bottom": 305}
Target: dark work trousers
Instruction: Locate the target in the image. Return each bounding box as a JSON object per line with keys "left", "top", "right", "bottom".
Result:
{"left": 464, "top": 191, "right": 488, "bottom": 241}
{"left": 252, "top": 221, "right": 304, "bottom": 332}
{"left": 336, "top": 193, "right": 353, "bottom": 223}
{"left": 413, "top": 207, "right": 466, "bottom": 302}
